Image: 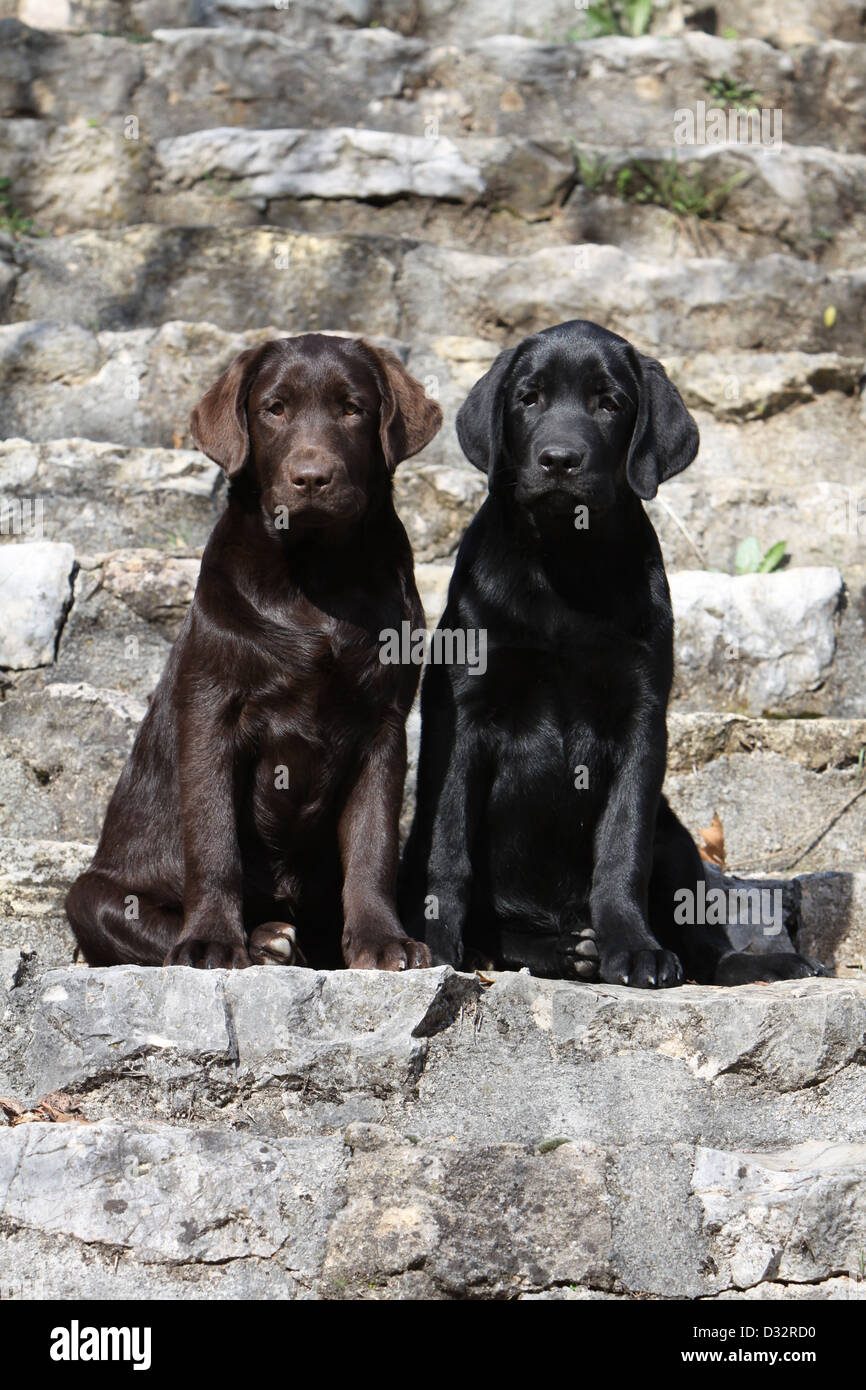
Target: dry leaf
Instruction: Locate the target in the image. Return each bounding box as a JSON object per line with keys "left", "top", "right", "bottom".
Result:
{"left": 0, "top": 1092, "right": 89, "bottom": 1127}
{"left": 698, "top": 811, "right": 726, "bottom": 869}
{"left": 172, "top": 427, "right": 185, "bottom": 449}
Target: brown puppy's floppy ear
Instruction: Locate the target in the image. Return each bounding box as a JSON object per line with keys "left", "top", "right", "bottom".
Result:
{"left": 359, "top": 341, "right": 443, "bottom": 471}
{"left": 455, "top": 347, "right": 516, "bottom": 474}
{"left": 189, "top": 345, "right": 265, "bottom": 477}
{"left": 625, "top": 350, "right": 700, "bottom": 501}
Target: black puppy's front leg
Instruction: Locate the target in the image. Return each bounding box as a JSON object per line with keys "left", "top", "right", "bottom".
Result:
{"left": 165, "top": 694, "right": 251, "bottom": 970}
{"left": 590, "top": 716, "right": 683, "bottom": 989}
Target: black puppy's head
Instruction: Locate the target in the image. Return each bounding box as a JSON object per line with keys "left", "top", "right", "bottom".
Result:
{"left": 190, "top": 334, "right": 442, "bottom": 532}
{"left": 456, "top": 321, "right": 698, "bottom": 518}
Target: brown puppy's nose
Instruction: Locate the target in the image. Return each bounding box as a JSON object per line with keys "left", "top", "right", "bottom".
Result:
{"left": 538, "top": 446, "right": 586, "bottom": 475}
{"left": 289, "top": 458, "right": 333, "bottom": 494}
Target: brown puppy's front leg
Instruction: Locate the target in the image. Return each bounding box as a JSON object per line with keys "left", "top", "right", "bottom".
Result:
{"left": 339, "top": 719, "right": 431, "bottom": 971}
{"left": 164, "top": 698, "right": 251, "bottom": 970}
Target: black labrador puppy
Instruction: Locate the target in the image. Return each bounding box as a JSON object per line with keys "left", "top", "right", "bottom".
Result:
{"left": 399, "top": 320, "right": 824, "bottom": 988}
{"left": 67, "top": 333, "right": 441, "bottom": 972}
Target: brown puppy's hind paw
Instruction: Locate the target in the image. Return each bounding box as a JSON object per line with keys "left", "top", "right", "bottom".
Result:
{"left": 248, "top": 922, "right": 305, "bottom": 967}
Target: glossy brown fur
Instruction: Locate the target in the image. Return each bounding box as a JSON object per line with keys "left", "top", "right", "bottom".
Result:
{"left": 66, "top": 334, "right": 441, "bottom": 971}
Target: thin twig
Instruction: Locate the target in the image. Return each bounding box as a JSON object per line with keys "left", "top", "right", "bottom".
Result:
{"left": 772, "top": 781, "right": 866, "bottom": 873}
{"left": 655, "top": 495, "right": 710, "bottom": 569}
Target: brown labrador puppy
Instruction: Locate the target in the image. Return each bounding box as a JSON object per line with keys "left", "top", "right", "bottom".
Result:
{"left": 66, "top": 334, "right": 442, "bottom": 971}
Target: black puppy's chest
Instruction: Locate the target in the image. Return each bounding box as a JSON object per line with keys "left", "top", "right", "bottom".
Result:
{"left": 479, "top": 616, "right": 647, "bottom": 744}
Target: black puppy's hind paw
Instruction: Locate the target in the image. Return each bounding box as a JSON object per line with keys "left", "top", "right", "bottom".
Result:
{"left": 560, "top": 924, "right": 601, "bottom": 982}
{"left": 714, "top": 951, "right": 829, "bottom": 987}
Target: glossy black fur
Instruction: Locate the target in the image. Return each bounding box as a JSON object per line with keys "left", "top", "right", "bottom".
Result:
{"left": 399, "top": 321, "right": 825, "bottom": 987}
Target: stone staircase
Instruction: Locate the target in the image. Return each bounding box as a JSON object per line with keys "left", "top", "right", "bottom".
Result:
{"left": 0, "top": 0, "right": 865, "bottom": 1298}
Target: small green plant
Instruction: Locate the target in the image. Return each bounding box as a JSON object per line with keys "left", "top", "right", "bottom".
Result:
{"left": 569, "top": 0, "right": 653, "bottom": 39}
{"left": 574, "top": 147, "right": 610, "bottom": 192}
{"left": 734, "top": 537, "right": 788, "bottom": 575}
{"left": 615, "top": 157, "right": 745, "bottom": 220}
{"left": 0, "top": 178, "right": 37, "bottom": 237}
{"left": 705, "top": 72, "right": 762, "bottom": 109}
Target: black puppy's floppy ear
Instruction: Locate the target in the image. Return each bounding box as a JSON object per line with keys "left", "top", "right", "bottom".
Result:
{"left": 189, "top": 345, "right": 265, "bottom": 477}
{"left": 455, "top": 347, "right": 515, "bottom": 474}
{"left": 359, "top": 341, "right": 443, "bottom": 472}
{"left": 625, "top": 349, "right": 700, "bottom": 501}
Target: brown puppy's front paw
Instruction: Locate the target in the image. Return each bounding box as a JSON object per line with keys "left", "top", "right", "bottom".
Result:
{"left": 343, "top": 929, "right": 432, "bottom": 972}
{"left": 164, "top": 936, "right": 251, "bottom": 970}
{"left": 248, "top": 922, "right": 305, "bottom": 967}
{"left": 599, "top": 947, "right": 683, "bottom": 989}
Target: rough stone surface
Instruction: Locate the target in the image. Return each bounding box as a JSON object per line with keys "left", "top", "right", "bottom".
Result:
{"left": 1, "top": 966, "right": 866, "bottom": 1297}
{"left": 670, "top": 568, "right": 843, "bottom": 715}
{"left": 4, "top": 231, "right": 866, "bottom": 353}
{"left": 0, "top": 540, "right": 75, "bottom": 668}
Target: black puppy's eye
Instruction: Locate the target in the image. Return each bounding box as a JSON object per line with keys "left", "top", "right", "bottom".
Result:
{"left": 267, "top": 401, "right": 284, "bottom": 417}
{"left": 520, "top": 391, "right": 540, "bottom": 409}
{"left": 599, "top": 396, "right": 620, "bottom": 414}
{"left": 343, "top": 401, "right": 362, "bottom": 417}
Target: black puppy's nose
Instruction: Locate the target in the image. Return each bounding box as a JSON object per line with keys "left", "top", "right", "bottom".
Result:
{"left": 289, "top": 460, "right": 332, "bottom": 494}
{"left": 537, "top": 447, "right": 586, "bottom": 475}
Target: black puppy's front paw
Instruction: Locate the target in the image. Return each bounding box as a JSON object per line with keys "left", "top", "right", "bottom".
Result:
{"left": 599, "top": 947, "right": 684, "bottom": 989}
{"left": 714, "top": 951, "right": 829, "bottom": 987}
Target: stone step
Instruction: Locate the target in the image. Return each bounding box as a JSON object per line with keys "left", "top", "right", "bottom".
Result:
{"left": 6, "top": 0, "right": 865, "bottom": 46}
{"left": 2, "top": 322, "right": 861, "bottom": 455}
{"left": 2, "top": 231, "right": 865, "bottom": 353}
{"left": 5, "top": 117, "right": 866, "bottom": 267}
{"left": 2, "top": 23, "right": 865, "bottom": 150}
{"left": 6, "top": 0, "right": 866, "bottom": 46}
{"left": 3, "top": 390, "right": 864, "bottom": 572}
{"left": 1, "top": 961, "right": 865, "bottom": 1296}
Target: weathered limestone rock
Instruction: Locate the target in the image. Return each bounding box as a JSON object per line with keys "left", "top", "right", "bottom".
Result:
{"left": 669, "top": 568, "right": 843, "bottom": 715}
{"left": 0, "top": 541, "right": 75, "bottom": 668}
{"left": 1, "top": 967, "right": 865, "bottom": 1297}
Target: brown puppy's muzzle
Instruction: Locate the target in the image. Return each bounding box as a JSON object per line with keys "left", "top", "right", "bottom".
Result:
{"left": 288, "top": 449, "right": 339, "bottom": 498}
{"left": 265, "top": 444, "right": 366, "bottom": 527}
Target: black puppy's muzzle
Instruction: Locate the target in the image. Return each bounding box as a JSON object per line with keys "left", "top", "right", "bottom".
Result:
{"left": 536, "top": 446, "right": 587, "bottom": 477}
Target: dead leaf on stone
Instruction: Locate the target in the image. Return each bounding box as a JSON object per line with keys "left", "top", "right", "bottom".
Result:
{"left": 698, "top": 811, "right": 726, "bottom": 868}
{"left": 0, "top": 1092, "right": 89, "bottom": 1127}
{"left": 172, "top": 428, "right": 185, "bottom": 449}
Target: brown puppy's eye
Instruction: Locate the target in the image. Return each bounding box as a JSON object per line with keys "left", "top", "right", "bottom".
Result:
{"left": 343, "top": 401, "right": 362, "bottom": 416}
{"left": 267, "top": 402, "right": 284, "bottom": 417}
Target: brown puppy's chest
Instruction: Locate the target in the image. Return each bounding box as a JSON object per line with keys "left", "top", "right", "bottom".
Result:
{"left": 240, "top": 624, "right": 409, "bottom": 839}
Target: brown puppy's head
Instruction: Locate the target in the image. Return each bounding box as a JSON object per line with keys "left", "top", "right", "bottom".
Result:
{"left": 190, "top": 334, "right": 442, "bottom": 531}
